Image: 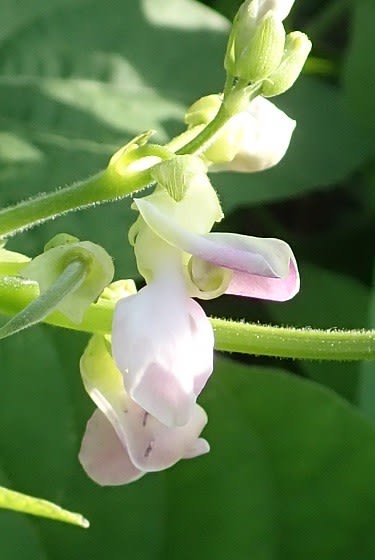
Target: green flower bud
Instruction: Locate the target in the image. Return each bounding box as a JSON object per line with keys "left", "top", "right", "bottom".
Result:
{"left": 261, "top": 31, "right": 312, "bottom": 97}
{"left": 236, "top": 11, "right": 286, "bottom": 82}
{"left": 184, "top": 95, "right": 222, "bottom": 127}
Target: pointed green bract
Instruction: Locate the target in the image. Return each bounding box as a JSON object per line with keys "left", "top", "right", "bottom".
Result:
{"left": 0, "top": 486, "right": 89, "bottom": 528}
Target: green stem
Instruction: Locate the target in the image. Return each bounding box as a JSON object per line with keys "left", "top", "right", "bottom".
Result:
{"left": 176, "top": 81, "right": 254, "bottom": 157}
{"left": 0, "top": 276, "right": 374, "bottom": 361}
{"left": 0, "top": 168, "right": 152, "bottom": 238}
{"left": 176, "top": 101, "right": 233, "bottom": 156}
{"left": 0, "top": 261, "right": 86, "bottom": 339}
{"left": 212, "top": 319, "right": 375, "bottom": 361}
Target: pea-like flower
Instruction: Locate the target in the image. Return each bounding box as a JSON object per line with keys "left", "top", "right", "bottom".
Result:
{"left": 79, "top": 335, "right": 209, "bottom": 486}
{"left": 111, "top": 175, "right": 298, "bottom": 432}
{"left": 185, "top": 95, "right": 296, "bottom": 173}
{"left": 133, "top": 191, "right": 299, "bottom": 302}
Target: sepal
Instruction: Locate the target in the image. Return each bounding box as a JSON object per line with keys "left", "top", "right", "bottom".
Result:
{"left": 21, "top": 235, "right": 114, "bottom": 322}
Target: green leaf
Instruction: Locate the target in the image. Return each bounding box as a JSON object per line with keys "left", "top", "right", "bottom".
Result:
{"left": 343, "top": 0, "right": 375, "bottom": 131}
{"left": 165, "top": 356, "right": 375, "bottom": 559}
{"left": 0, "top": 485, "right": 88, "bottom": 528}
{"left": 0, "top": 468, "right": 47, "bottom": 560}
{"left": 268, "top": 263, "right": 370, "bottom": 401}
{"left": 0, "top": 326, "right": 76, "bottom": 499}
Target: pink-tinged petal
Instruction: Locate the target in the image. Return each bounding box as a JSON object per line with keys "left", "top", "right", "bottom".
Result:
{"left": 80, "top": 336, "right": 210, "bottom": 479}
{"left": 226, "top": 255, "right": 299, "bottom": 301}
{"left": 112, "top": 274, "right": 214, "bottom": 427}
{"left": 183, "top": 437, "right": 210, "bottom": 459}
{"left": 130, "top": 363, "right": 197, "bottom": 429}
{"left": 122, "top": 400, "right": 209, "bottom": 472}
{"left": 133, "top": 198, "right": 299, "bottom": 301}
{"left": 79, "top": 409, "right": 144, "bottom": 486}
{"left": 187, "top": 298, "right": 215, "bottom": 395}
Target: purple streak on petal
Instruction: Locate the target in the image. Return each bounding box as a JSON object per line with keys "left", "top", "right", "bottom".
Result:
{"left": 123, "top": 400, "right": 209, "bottom": 472}
{"left": 79, "top": 409, "right": 144, "bottom": 486}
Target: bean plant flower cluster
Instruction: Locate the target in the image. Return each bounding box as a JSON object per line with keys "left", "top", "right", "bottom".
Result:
{"left": 77, "top": 0, "right": 310, "bottom": 485}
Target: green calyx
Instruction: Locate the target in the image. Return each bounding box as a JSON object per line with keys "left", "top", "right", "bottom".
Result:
{"left": 20, "top": 236, "right": 114, "bottom": 323}
{"left": 150, "top": 155, "right": 209, "bottom": 202}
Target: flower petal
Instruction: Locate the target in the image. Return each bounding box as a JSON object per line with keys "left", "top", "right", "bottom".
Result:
{"left": 210, "top": 97, "right": 296, "bottom": 173}
{"left": 226, "top": 254, "right": 299, "bottom": 301}
{"left": 79, "top": 409, "right": 144, "bottom": 486}
{"left": 134, "top": 198, "right": 299, "bottom": 301}
{"left": 192, "top": 232, "right": 300, "bottom": 301}
{"left": 80, "top": 335, "right": 210, "bottom": 475}
{"left": 257, "top": 0, "right": 295, "bottom": 21}
{"left": 121, "top": 400, "right": 209, "bottom": 472}
{"left": 112, "top": 276, "right": 214, "bottom": 427}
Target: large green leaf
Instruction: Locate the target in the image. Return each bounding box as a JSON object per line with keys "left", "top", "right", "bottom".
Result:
{"left": 165, "top": 356, "right": 375, "bottom": 559}
{"left": 343, "top": 0, "right": 375, "bottom": 131}
{"left": 0, "top": 326, "right": 76, "bottom": 498}
{"left": 268, "top": 263, "right": 370, "bottom": 401}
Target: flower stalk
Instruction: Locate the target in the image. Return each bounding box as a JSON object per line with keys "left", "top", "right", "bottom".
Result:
{"left": 0, "top": 274, "right": 373, "bottom": 362}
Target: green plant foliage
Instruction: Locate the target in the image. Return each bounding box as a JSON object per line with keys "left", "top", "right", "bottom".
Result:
{"left": 343, "top": 0, "right": 375, "bottom": 131}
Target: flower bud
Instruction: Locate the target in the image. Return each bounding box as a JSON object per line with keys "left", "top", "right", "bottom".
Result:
{"left": 235, "top": 11, "right": 286, "bottom": 82}
{"left": 224, "top": 0, "right": 294, "bottom": 80}
{"left": 184, "top": 95, "right": 222, "bottom": 128}
{"left": 207, "top": 96, "right": 296, "bottom": 173}
{"left": 262, "top": 31, "right": 312, "bottom": 97}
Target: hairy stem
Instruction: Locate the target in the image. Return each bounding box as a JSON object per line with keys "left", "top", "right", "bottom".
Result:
{"left": 0, "top": 276, "right": 374, "bottom": 361}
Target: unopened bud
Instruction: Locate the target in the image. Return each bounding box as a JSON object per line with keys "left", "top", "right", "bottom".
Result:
{"left": 185, "top": 95, "right": 222, "bottom": 127}
{"left": 262, "top": 31, "right": 312, "bottom": 97}
{"left": 236, "top": 11, "right": 286, "bottom": 82}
